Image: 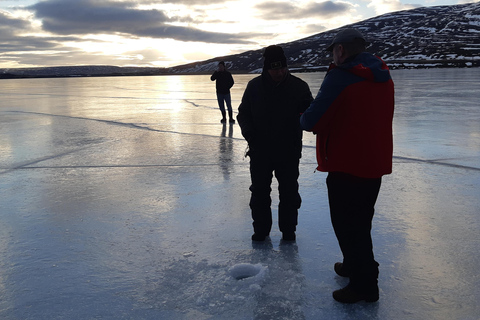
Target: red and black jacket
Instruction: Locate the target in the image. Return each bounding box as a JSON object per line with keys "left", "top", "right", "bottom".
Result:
{"left": 300, "top": 52, "right": 394, "bottom": 178}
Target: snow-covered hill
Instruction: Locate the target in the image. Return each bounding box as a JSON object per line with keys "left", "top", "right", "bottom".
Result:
{"left": 170, "top": 2, "right": 480, "bottom": 73}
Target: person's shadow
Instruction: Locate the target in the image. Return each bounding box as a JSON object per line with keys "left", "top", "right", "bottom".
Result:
{"left": 219, "top": 123, "right": 234, "bottom": 180}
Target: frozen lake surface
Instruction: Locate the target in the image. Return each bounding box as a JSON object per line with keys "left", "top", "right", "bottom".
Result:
{"left": 1, "top": 68, "right": 479, "bottom": 319}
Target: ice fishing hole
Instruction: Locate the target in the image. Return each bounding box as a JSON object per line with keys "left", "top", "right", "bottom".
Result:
{"left": 228, "top": 263, "right": 266, "bottom": 280}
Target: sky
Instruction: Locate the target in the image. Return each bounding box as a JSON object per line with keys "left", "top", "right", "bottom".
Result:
{"left": 0, "top": 0, "right": 476, "bottom": 69}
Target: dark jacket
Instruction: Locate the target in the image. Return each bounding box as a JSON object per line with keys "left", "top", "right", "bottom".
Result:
{"left": 300, "top": 52, "right": 395, "bottom": 178}
{"left": 210, "top": 71, "right": 234, "bottom": 94}
{"left": 237, "top": 71, "right": 313, "bottom": 158}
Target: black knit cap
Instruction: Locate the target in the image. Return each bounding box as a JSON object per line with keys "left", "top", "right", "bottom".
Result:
{"left": 263, "top": 45, "right": 287, "bottom": 70}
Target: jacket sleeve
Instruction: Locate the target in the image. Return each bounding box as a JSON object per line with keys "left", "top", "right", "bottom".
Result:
{"left": 237, "top": 83, "right": 255, "bottom": 143}
{"left": 210, "top": 72, "right": 217, "bottom": 81}
{"left": 298, "top": 81, "right": 314, "bottom": 114}
{"left": 300, "top": 70, "right": 345, "bottom": 132}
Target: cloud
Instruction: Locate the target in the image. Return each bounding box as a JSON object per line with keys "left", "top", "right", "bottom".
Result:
{"left": 0, "top": 0, "right": 366, "bottom": 68}
{"left": 0, "top": 10, "right": 32, "bottom": 36}
{"left": 366, "top": 0, "right": 419, "bottom": 15}
{"left": 112, "top": 47, "right": 171, "bottom": 65}
{"left": 303, "top": 1, "right": 354, "bottom": 18}
{"left": 148, "top": 0, "right": 227, "bottom": 4}
{"left": 112, "top": 0, "right": 227, "bottom": 4}
{"left": 183, "top": 50, "right": 213, "bottom": 61}
{"left": 0, "top": 9, "right": 124, "bottom": 67}
{"left": 2, "top": 49, "right": 119, "bottom": 67}
{"left": 301, "top": 23, "right": 328, "bottom": 35}
{"left": 27, "top": 0, "right": 257, "bottom": 44}
{"left": 0, "top": 10, "right": 58, "bottom": 52}
{"left": 135, "top": 26, "right": 256, "bottom": 44}
{"left": 255, "top": 0, "right": 354, "bottom": 20}
{"left": 29, "top": 0, "right": 170, "bottom": 34}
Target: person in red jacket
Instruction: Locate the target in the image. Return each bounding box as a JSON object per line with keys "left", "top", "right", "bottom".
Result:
{"left": 300, "top": 28, "right": 394, "bottom": 303}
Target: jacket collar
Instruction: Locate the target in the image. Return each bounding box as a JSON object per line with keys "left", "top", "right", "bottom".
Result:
{"left": 261, "top": 69, "right": 290, "bottom": 88}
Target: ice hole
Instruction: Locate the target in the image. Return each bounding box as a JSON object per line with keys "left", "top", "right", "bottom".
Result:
{"left": 228, "top": 263, "right": 267, "bottom": 280}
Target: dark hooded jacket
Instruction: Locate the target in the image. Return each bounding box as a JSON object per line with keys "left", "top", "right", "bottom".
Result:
{"left": 237, "top": 71, "right": 313, "bottom": 158}
{"left": 300, "top": 52, "right": 394, "bottom": 178}
{"left": 210, "top": 71, "right": 234, "bottom": 94}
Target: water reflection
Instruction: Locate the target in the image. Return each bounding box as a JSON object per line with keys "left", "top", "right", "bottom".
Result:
{"left": 154, "top": 75, "right": 187, "bottom": 112}
{"left": 219, "top": 123, "right": 234, "bottom": 180}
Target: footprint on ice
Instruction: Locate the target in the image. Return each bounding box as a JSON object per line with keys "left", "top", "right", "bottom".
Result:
{"left": 228, "top": 263, "right": 268, "bottom": 281}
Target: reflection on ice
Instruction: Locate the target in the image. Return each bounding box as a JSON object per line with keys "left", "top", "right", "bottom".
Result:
{"left": 0, "top": 69, "right": 479, "bottom": 319}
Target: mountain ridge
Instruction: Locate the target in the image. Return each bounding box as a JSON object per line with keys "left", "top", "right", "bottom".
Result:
{"left": 169, "top": 1, "right": 480, "bottom": 74}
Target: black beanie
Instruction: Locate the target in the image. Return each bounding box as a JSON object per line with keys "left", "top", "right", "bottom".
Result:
{"left": 263, "top": 45, "right": 287, "bottom": 70}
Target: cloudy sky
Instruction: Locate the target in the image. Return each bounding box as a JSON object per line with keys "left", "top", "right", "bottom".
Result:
{"left": 0, "top": 0, "right": 474, "bottom": 68}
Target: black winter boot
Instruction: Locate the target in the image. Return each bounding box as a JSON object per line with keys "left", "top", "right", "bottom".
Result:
{"left": 251, "top": 233, "right": 269, "bottom": 241}
{"left": 281, "top": 232, "right": 296, "bottom": 241}
{"left": 334, "top": 262, "right": 351, "bottom": 277}
{"left": 333, "top": 284, "right": 379, "bottom": 303}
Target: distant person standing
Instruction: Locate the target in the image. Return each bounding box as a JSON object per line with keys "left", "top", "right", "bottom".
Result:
{"left": 211, "top": 61, "right": 235, "bottom": 124}
{"left": 300, "top": 28, "right": 394, "bottom": 303}
{"left": 237, "top": 45, "right": 313, "bottom": 242}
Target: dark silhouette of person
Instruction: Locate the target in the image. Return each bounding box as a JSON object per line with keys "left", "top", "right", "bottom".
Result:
{"left": 237, "top": 45, "right": 313, "bottom": 242}
{"left": 211, "top": 61, "right": 235, "bottom": 124}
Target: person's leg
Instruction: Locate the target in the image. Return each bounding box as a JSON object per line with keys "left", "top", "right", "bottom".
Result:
{"left": 327, "top": 172, "right": 381, "bottom": 301}
{"left": 224, "top": 93, "right": 235, "bottom": 123}
{"left": 249, "top": 153, "right": 274, "bottom": 239}
{"left": 348, "top": 176, "right": 381, "bottom": 293}
{"left": 274, "top": 156, "right": 301, "bottom": 240}
{"left": 217, "top": 93, "right": 226, "bottom": 122}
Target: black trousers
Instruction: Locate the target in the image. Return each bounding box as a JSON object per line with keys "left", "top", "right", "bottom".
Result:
{"left": 249, "top": 151, "right": 301, "bottom": 236}
{"left": 326, "top": 172, "right": 381, "bottom": 293}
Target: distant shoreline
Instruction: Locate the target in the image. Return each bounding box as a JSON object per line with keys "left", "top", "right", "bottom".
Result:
{"left": 1, "top": 60, "right": 478, "bottom": 80}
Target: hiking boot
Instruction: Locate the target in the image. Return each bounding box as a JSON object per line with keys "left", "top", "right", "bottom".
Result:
{"left": 333, "top": 284, "right": 379, "bottom": 303}
{"left": 229, "top": 118, "right": 235, "bottom": 124}
{"left": 220, "top": 118, "right": 227, "bottom": 123}
{"left": 281, "top": 232, "right": 296, "bottom": 241}
{"left": 334, "top": 262, "right": 350, "bottom": 277}
{"left": 251, "top": 233, "right": 269, "bottom": 241}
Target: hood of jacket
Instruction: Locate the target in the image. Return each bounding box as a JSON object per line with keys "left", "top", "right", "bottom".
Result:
{"left": 332, "top": 52, "right": 391, "bottom": 83}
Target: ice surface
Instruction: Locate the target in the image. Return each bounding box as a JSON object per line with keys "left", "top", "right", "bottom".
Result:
{"left": 0, "top": 69, "right": 479, "bottom": 319}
